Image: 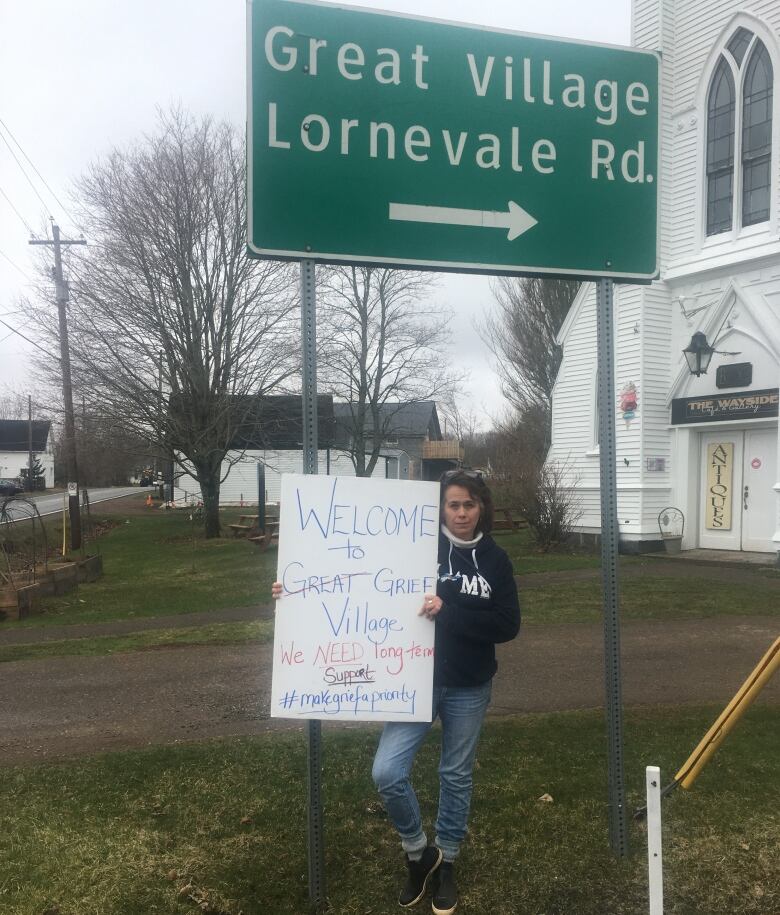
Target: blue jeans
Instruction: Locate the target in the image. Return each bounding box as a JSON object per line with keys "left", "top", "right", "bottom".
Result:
{"left": 371, "top": 681, "right": 492, "bottom": 861}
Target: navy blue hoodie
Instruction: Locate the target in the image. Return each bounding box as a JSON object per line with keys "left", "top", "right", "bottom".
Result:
{"left": 433, "top": 529, "right": 521, "bottom": 687}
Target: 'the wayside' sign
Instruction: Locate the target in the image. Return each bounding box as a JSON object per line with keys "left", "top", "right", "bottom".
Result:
{"left": 271, "top": 474, "right": 440, "bottom": 721}
{"left": 247, "top": 0, "right": 659, "bottom": 280}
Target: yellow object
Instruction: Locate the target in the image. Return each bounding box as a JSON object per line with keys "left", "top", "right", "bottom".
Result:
{"left": 675, "top": 637, "right": 780, "bottom": 789}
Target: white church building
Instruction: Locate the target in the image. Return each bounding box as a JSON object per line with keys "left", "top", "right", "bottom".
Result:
{"left": 549, "top": 0, "right": 779, "bottom": 559}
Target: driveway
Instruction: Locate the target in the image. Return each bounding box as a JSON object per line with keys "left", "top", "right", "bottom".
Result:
{"left": 1, "top": 612, "right": 777, "bottom": 765}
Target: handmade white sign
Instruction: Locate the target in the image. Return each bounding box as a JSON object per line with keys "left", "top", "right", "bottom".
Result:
{"left": 271, "top": 474, "right": 440, "bottom": 721}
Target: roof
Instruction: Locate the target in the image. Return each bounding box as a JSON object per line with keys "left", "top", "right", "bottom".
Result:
{"left": 333, "top": 401, "right": 441, "bottom": 444}
{"left": 230, "top": 395, "right": 336, "bottom": 450}
{"left": 0, "top": 419, "right": 51, "bottom": 452}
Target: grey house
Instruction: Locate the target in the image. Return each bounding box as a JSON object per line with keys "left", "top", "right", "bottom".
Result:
{"left": 333, "top": 401, "right": 463, "bottom": 481}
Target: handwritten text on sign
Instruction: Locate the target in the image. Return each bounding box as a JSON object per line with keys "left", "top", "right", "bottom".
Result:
{"left": 271, "top": 474, "right": 440, "bottom": 721}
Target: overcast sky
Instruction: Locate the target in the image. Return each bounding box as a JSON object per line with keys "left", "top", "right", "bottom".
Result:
{"left": 0, "top": 0, "right": 632, "bottom": 427}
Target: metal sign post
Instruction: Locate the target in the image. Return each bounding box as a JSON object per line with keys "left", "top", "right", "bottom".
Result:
{"left": 257, "top": 463, "right": 266, "bottom": 531}
{"left": 596, "top": 277, "right": 629, "bottom": 856}
{"left": 300, "top": 259, "right": 326, "bottom": 909}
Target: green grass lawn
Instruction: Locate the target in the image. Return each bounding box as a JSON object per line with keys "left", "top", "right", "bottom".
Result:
{"left": 0, "top": 705, "right": 776, "bottom": 915}
{"left": 496, "top": 529, "right": 605, "bottom": 573}
{"left": 0, "top": 620, "right": 274, "bottom": 663}
{"left": 524, "top": 575, "right": 780, "bottom": 624}
{"left": 6, "top": 509, "right": 278, "bottom": 629}
{"left": 1, "top": 510, "right": 776, "bottom": 662}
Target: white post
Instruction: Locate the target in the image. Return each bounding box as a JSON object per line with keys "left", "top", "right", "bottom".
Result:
{"left": 646, "top": 765, "right": 664, "bottom": 915}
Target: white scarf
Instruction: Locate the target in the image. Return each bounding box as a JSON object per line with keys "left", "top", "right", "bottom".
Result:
{"left": 441, "top": 524, "right": 483, "bottom": 548}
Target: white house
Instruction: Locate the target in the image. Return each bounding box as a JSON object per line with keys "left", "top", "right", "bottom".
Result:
{"left": 171, "top": 396, "right": 459, "bottom": 506}
{"left": 0, "top": 419, "right": 54, "bottom": 489}
{"left": 549, "top": 0, "right": 780, "bottom": 559}
{"left": 174, "top": 446, "right": 407, "bottom": 505}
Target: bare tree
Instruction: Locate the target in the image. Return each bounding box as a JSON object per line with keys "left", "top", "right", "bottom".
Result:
{"left": 489, "top": 413, "right": 582, "bottom": 550}
{"left": 481, "top": 277, "right": 579, "bottom": 454}
{"left": 27, "top": 110, "right": 299, "bottom": 536}
{"left": 0, "top": 391, "right": 33, "bottom": 421}
{"left": 437, "top": 392, "right": 479, "bottom": 444}
{"left": 319, "top": 267, "right": 460, "bottom": 477}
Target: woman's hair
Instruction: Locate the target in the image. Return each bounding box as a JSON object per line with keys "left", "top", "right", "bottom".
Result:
{"left": 439, "top": 470, "right": 494, "bottom": 534}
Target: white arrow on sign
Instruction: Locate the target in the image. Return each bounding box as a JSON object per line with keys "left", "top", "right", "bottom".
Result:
{"left": 388, "top": 200, "right": 538, "bottom": 241}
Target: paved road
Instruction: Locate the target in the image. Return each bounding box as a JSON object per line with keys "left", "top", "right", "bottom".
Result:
{"left": 1, "top": 614, "right": 777, "bottom": 765}
{"left": 3, "top": 486, "right": 143, "bottom": 521}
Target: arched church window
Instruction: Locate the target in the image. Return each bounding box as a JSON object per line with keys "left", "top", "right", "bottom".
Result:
{"left": 727, "top": 27, "right": 752, "bottom": 66}
{"left": 742, "top": 41, "right": 773, "bottom": 226}
{"left": 706, "top": 58, "right": 736, "bottom": 235}
{"left": 705, "top": 31, "right": 774, "bottom": 236}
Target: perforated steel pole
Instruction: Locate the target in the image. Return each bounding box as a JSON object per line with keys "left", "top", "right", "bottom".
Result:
{"left": 596, "top": 278, "right": 629, "bottom": 856}
{"left": 301, "top": 259, "right": 326, "bottom": 909}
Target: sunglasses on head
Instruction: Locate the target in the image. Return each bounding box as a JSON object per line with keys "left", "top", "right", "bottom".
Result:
{"left": 441, "top": 469, "right": 483, "bottom": 482}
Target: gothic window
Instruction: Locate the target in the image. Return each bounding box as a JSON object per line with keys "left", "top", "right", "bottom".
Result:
{"left": 705, "top": 31, "right": 774, "bottom": 236}
{"left": 742, "top": 42, "right": 773, "bottom": 226}
{"left": 727, "top": 27, "right": 752, "bottom": 66}
{"left": 706, "top": 59, "right": 735, "bottom": 235}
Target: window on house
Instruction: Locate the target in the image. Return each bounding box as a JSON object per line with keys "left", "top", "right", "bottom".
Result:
{"left": 706, "top": 59, "right": 735, "bottom": 235}
{"left": 727, "top": 27, "right": 752, "bottom": 66}
{"left": 742, "top": 42, "right": 773, "bottom": 226}
{"left": 706, "top": 31, "right": 774, "bottom": 236}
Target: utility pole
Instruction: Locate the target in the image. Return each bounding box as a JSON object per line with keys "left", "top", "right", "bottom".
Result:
{"left": 30, "top": 224, "right": 87, "bottom": 550}
{"left": 27, "top": 395, "right": 33, "bottom": 492}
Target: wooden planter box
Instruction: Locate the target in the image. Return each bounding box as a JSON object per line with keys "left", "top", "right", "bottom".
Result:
{"left": 77, "top": 554, "right": 103, "bottom": 582}
{"left": 38, "top": 562, "right": 79, "bottom": 597}
{"left": 0, "top": 555, "right": 104, "bottom": 621}
{"left": 0, "top": 583, "right": 41, "bottom": 622}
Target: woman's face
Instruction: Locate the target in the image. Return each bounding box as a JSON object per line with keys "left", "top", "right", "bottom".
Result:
{"left": 442, "top": 484, "right": 481, "bottom": 540}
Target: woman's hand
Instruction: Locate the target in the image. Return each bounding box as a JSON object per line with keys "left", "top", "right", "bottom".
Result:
{"left": 271, "top": 581, "right": 283, "bottom": 600}
{"left": 418, "top": 593, "right": 443, "bottom": 620}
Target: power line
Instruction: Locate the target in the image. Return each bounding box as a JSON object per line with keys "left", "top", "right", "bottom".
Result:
{"left": 0, "top": 184, "right": 35, "bottom": 235}
{"left": 0, "top": 129, "right": 52, "bottom": 219}
{"left": 0, "top": 313, "right": 58, "bottom": 361}
{"left": 0, "top": 117, "right": 80, "bottom": 231}
{"left": 0, "top": 246, "right": 32, "bottom": 281}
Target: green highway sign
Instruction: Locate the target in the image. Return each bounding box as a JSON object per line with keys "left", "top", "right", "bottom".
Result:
{"left": 247, "top": 0, "right": 660, "bottom": 280}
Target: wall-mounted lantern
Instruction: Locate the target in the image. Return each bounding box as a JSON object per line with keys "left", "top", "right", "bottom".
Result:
{"left": 683, "top": 332, "right": 714, "bottom": 376}
{"left": 682, "top": 330, "right": 742, "bottom": 377}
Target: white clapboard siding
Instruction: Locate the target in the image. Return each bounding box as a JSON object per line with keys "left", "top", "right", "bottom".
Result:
{"left": 173, "top": 449, "right": 395, "bottom": 506}
{"left": 550, "top": 0, "right": 780, "bottom": 546}
{"left": 0, "top": 450, "right": 55, "bottom": 489}
{"left": 635, "top": 0, "right": 780, "bottom": 268}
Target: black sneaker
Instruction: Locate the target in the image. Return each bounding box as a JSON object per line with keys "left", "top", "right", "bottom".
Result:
{"left": 431, "top": 861, "right": 457, "bottom": 915}
{"left": 399, "top": 845, "right": 442, "bottom": 907}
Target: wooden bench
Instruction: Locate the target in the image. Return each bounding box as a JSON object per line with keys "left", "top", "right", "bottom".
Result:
{"left": 492, "top": 508, "right": 529, "bottom": 533}
{"left": 230, "top": 512, "right": 280, "bottom": 539}
{"left": 248, "top": 520, "right": 280, "bottom": 552}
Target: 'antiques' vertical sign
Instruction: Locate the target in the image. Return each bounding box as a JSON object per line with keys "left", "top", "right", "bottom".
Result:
{"left": 705, "top": 443, "right": 733, "bottom": 530}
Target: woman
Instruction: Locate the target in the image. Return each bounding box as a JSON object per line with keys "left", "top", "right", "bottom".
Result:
{"left": 371, "top": 470, "right": 520, "bottom": 914}
{"left": 272, "top": 470, "right": 520, "bottom": 914}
